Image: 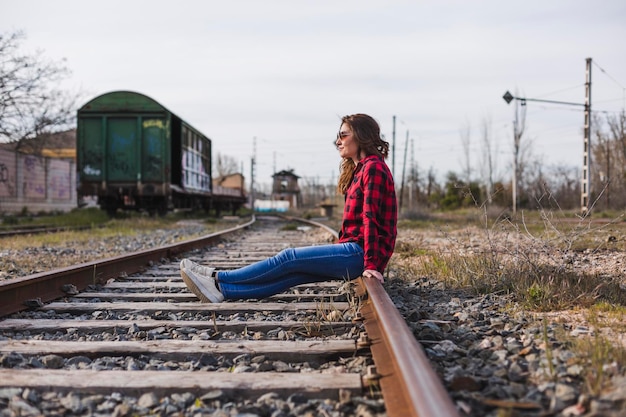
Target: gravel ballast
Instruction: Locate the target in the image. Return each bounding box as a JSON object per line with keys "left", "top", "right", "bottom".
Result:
{"left": 0, "top": 219, "right": 624, "bottom": 416}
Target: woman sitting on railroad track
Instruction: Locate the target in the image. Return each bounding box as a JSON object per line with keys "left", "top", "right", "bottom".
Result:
{"left": 180, "top": 113, "right": 397, "bottom": 302}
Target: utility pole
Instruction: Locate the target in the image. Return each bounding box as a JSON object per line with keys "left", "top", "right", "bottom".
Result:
{"left": 512, "top": 92, "right": 526, "bottom": 215}
{"left": 399, "top": 130, "right": 409, "bottom": 212}
{"left": 392, "top": 115, "right": 396, "bottom": 180}
{"left": 581, "top": 57, "right": 592, "bottom": 215}
{"left": 250, "top": 137, "right": 256, "bottom": 212}
{"left": 503, "top": 58, "right": 591, "bottom": 214}
{"left": 410, "top": 138, "right": 415, "bottom": 210}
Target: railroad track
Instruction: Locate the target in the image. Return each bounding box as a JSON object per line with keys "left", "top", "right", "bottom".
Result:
{"left": 0, "top": 216, "right": 460, "bottom": 417}
{"left": 0, "top": 224, "right": 94, "bottom": 238}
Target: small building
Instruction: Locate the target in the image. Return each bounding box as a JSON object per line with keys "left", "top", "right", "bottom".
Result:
{"left": 0, "top": 129, "right": 76, "bottom": 160}
{"left": 271, "top": 169, "right": 302, "bottom": 209}
{"left": 212, "top": 173, "right": 245, "bottom": 195}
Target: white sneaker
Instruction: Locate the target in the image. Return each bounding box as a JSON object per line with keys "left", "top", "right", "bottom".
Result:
{"left": 180, "top": 259, "right": 214, "bottom": 278}
{"left": 180, "top": 266, "right": 224, "bottom": 303}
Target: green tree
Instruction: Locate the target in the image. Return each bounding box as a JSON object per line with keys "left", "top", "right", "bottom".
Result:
{"left": 439, "top": 172, "right": 482, "bottom": 210}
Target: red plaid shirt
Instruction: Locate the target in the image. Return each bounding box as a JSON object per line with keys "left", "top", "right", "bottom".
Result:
{"left": 338, "top": 155, "right": 397, "bottom": 272}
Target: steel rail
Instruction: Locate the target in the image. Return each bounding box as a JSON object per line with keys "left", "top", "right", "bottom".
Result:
{"left": 0, "top": 216, "right": 256, "bottom": 317}
{"left": 1, "top": 214, "right": 461, "bottom": 416}
{"left": 286, "top": 214, "right": 461, "bottom": 416}
{"left": 357, "top": 276, "right": 461, "bottom": 417}
{"left": 280, "top": 214, "right": 340, "bottom": 239}
{"left": 0, "top": 224, "right": 94, "bottom": 237}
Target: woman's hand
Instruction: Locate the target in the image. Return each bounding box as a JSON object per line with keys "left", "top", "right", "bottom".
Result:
{"left": 362, "top": 269, "right": 384, "bottom": 284}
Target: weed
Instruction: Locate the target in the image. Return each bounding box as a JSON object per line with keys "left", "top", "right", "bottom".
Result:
{"left": 527, "top": 282, "right": 547, "bottom": 305}
{"left": 541, "top": 319, "right": 556, "bottom": 381}
{"left": 315, "top": 299, "right": 346, "bottom": 323}
{"left": 391, "top": 195, "right": 626, "bottom": 400}
{"left": 1, "top": 215, "right": 18, "bottom": 225}
{"left": 281, "top": 223, "right": 299, "bottom": 231}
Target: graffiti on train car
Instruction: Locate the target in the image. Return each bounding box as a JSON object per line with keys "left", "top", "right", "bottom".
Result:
{"left": 182, "top": 149, "right": 211, "bottom": 192}
{"left": 142, "top": 119, "right": 164, "bottom": 129}
{"left": 109, "top": 133, "right": 135, "bottom": 176}
{"left": 83, "top": 164, "right": 102, "bottom": 176}
{"left": 76, "top": 91, "right": 246, "bottom": 215}
{"left": 144, "top": 130, "right": 164, "bottom": 179}
{"left": 82, "top": 148, "right": 102, "bottom": 176}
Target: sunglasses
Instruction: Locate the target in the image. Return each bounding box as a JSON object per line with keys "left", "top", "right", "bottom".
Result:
{"left": 337, "top": 131, "right": 351, "bottom": 139}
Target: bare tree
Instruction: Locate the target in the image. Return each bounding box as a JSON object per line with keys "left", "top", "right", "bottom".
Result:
{"left": 610, "top": 111, "right": 626, "bottom": 163}
{"left": 459, "top": 120, "right": 471, "bottom": 183}
{"left": 591, "top": 111, "right": 626, "bottom": 209}
{"left": 478, "top": 117, "right": 499, "bottom": 204}
{"left": 0, "top": 30, "right": 77, "bottom": 149}
{"left": 407, "top": 138, "right": 420, "bottom": 210}
{"left": 426, "top": 166, "right": 437, "bottom": 207}
{"left": 529, "top": 163, "right": 580, "bottom": 210}
{"left": 593, "top": 115, "right": 613, "bottom": 210}
{"left": 214, "top": 152, "right": 240, "bottom": 178}
{"left": 515, "top": 140, "right": 541, "bottom": 207}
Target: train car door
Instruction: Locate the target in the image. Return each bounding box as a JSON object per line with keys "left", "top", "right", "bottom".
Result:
{"left": 141, "top": 118, "right": 167, "bottom": 183}
{"left": 106, "top": 118, "right": 138, "bottom": 182}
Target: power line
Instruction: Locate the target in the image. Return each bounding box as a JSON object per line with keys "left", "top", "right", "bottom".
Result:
{"left": 593, "top": 60, "right": 626, "bottom": 110}
{"left": 593, "top": 60, "right": 626, "bottom": 90}
{"left": 535, "top": 84, "right": 585, "bottom": 99}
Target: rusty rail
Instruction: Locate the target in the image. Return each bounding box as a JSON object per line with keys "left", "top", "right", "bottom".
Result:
{"left": 0, "top": 214, "right": 461, "bottom": 416}
{"left": 357, "top": 277, "right": 461, "bottom": 417}
{"left": 0, "top": 216, "right": 255, "bottom": 317}
{"left": 287, "top": 215, "right": 461, "bottom": 416}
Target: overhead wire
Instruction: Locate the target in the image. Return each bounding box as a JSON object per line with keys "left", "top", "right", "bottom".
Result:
{"left": 592, "top": 60, "right": 626, "bottom": 111}
{"left": 593, "top": 60, "right": 626, "bottom": 90}
{"left": 534, "top": 83, "right": 584, "bottom": 99}
{"left": 254, "top": 63, "right": 626, "bottom": 184}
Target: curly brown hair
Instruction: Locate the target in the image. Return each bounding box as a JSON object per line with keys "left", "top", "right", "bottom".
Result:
{"left": 336, "top": 114, "right": 389, "bottom": 194}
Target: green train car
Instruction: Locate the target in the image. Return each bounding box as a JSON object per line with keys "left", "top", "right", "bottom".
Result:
{"left": 77, "top": 91, "right": 245, "bottom": 216}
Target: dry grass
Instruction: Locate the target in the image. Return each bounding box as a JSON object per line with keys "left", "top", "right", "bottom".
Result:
{"left": 1, "top": 208, "right": 233, "bottom": 248}
{"left": 394, "top": 207, "right": 626, "bottom": 310}
{"left": 392, "top": 206, "right": 626, "bottom": 396}
{"left": 0, "top": 210, "right": 234, "bottom": 279}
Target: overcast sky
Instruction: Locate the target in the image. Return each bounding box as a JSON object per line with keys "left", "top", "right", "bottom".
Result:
{"left": 2, "top": 0, "right": 625, "bottom": 189}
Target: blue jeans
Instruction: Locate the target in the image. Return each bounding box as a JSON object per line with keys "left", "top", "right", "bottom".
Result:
{"left": 216, "top": 242, "right": 364, "bottom": 299}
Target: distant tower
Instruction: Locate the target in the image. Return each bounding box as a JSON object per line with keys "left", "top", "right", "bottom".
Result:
{"left": 271, "top": 169, "right": 301, "bottom": 208}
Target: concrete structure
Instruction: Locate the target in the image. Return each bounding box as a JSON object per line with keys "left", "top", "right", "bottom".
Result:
{"left": 271, "top": 169, "right": 301, "bottom": 209}
{"left": 0, "top": 149, "right": 77, "bottom": 214}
